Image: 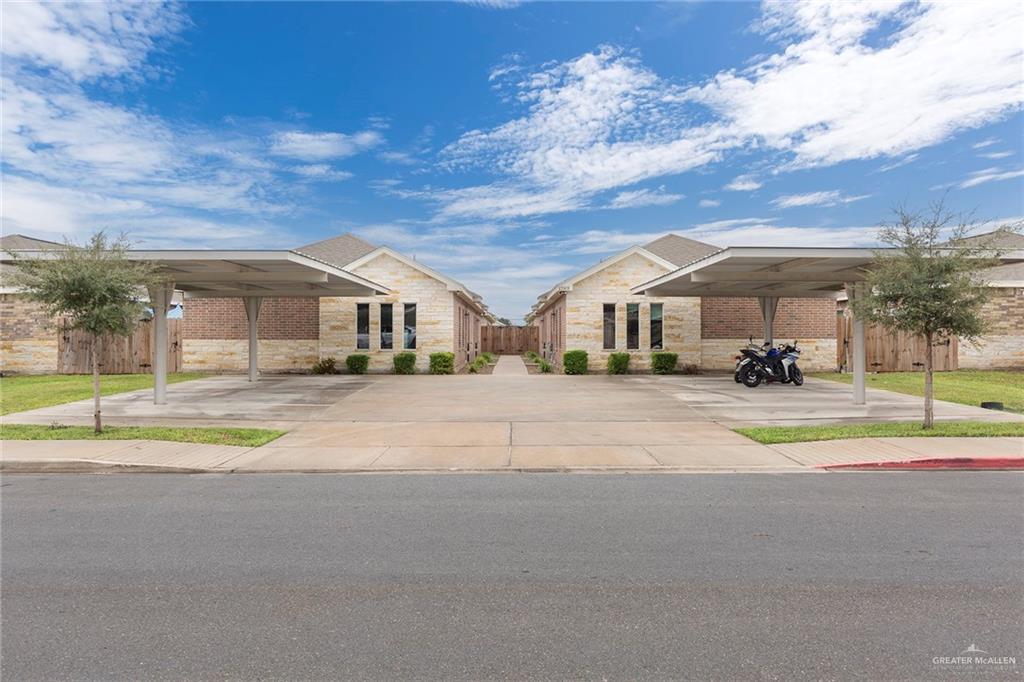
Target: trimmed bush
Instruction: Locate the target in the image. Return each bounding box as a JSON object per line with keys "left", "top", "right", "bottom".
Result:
{"left": 563, "top": 350, "right": 588, "bottom": 375}
{"left": 524, "top": 351, "right": 540, "bottom": 362}
{"left": 311, "top": 357, "right": 337, "bottom": 375}
{"left": 345, "top": 354, "right": 369, "bottom": 374}
{"left": 607, "top": 352, "right": 630, "bottom": 375}
{"left": 429, "top": 352, "right": 455, "bottom": 375}
{"left": 538, "top": 358, "right": 552, "bottom": 373}
{"left": 651, "top": 352, "right": 678, "bottom": 375}
{"left": 481, "top": 352, "right": 496, "bottom": 363}
{"left": 393, "top": 352, "right": 416, "bottom": 375}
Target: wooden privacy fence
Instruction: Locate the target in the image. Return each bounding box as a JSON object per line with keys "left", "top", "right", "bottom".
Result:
{"left": 480, "top": 325, "right": 539, "bottom": 355}
{"left": 58, "top": 318, "right": 182, "bottom": 374}
{"left": 837, "top": 315, "right": 958, "bottom": 372}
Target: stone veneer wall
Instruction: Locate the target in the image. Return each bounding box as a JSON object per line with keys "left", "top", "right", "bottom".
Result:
{"left": 563, "top": 252, "right": 702, "bottom": 372}
{"left": 453, "top": 293, "right": 483, "bottom": 372}
{"left": 700, "top": 338, "right": 838, "bottom": 372}
{"left": 182, "top": 297, "right": 319, "bottom": 372}
{"left": 319, "top": 252, "right": 455, "bottom": 373}
{"left": 959, "top": 287, "right": 1024, "bottom": 369}
{"left": 0, "top": 294, "right": 58, "bottom": 374}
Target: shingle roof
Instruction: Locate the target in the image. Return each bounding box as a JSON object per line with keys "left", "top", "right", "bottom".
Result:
{"left": 642, "top": 233, "right": 720, "bottom": 267}
{"left": 293, "top": 233, "right": 378, "bottom": 268}
{"left": 0, "top": 233, "right": 65, "bottom": 250}
{"left": 952, "top": 227, "right": 1024, "bottom": 249}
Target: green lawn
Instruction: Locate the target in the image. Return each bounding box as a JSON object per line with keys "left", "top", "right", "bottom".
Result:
{"left": 737, "top": 420, "right": 1024, "bottom": 445}
{"left": 0, "top": 373, "right": 206, "bottom": 415}
{"left": 810, "top": 370, "right": 1023, "bottom": 414}
{"left": 0, "top": 423, "right": 284, "bottom": 447}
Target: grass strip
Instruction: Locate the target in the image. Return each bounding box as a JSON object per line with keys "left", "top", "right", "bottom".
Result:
{"left": 736, "top": 420, "right": 1024, "bottom": 445}
{"left": 0, "top": 424, "right": 285, "bottom": 447}
{"left": 1, "top": 373, "right": 207, "bottom": 415}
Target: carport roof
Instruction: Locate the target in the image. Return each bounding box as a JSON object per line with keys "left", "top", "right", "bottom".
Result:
{"left": 2, "top": 248, "right": 390, "bottom": 298}
{"left": 631, "top": 246, "right": 1024, "bottom": 299}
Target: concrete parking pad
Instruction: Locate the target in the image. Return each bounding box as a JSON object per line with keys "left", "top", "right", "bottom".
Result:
{"left": 3, "top": 370, "right": 1019, "bottom": 472}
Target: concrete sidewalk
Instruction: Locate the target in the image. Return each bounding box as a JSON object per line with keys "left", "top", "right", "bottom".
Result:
{"left": 2, "top": 436, "right": 1021, "bottom": 473}
{"left": 491, "top": 355, "right": 528, "bottom": 376}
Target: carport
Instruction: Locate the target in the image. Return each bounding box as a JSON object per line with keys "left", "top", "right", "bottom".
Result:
{"left": 632, "top": 246, "right": 1024, "bottom": 405}
{"left": 6, "top": 248, "right": 388, "bottom": 404}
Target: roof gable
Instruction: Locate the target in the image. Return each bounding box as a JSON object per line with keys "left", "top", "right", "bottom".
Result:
{"left": 294, "top": 233, "right": 377, "bottom": 268}
{"left": 0, "top": 233, "right": 65, "bottom": 251}
{"left": 642, "top": 234, "right": 720, "bottom": 267}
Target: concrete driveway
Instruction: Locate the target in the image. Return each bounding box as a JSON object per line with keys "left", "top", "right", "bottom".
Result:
{"left": 5, "top": 361, "right": 1019, "bottom": 471}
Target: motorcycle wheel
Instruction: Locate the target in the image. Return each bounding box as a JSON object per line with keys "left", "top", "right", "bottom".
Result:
{"left": 740, "top": 365, "right": 762, "bottom": 387}
{"left": 734, "top": 370, "right": 742, "bottom": 383}
{"left": 790, "top": 366, "right": 804, "bottom": 386}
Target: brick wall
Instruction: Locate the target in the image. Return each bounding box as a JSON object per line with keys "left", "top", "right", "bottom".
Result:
{"left": 701, "top": 297, "right": 837, "bottom": 340}
{"left": 183, "top": 298, "right": 319, "bottom": 340}
{"left": 0, "top": 294, "right": 58, "bottom": 373}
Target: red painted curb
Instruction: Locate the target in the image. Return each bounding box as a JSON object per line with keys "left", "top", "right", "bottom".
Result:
{"left": 822, "top": 457, "right": 1024, "bottom": 471}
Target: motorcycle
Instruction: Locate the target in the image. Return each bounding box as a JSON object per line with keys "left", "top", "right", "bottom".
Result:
{"left": 737, "top": 341, "right": 804, "bottom": 387}
{"left": 734, "top": 337, "right": 770, "bottom": 382}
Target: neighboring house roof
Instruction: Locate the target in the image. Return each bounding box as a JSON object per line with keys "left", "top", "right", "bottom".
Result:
{"left": 948, "top": 228, "right": 1024, "bottom": 285}
{"left": 0, "top": 233, "right": 65, "bottom": 250}
{"left": 527, "top": 233, "right": 720, "bottom": 321}
{"left": 293, "top": 233, "right": 378, "bottom": 268}
{"left": 642, "top": 234, "right": 720, "bottom": 268}
{"left": 296, "top": 233, "right": 491, "bottom": 316}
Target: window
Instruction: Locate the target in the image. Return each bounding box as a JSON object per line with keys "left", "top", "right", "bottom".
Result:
{"left": 403, "top": 303, "right": 417, "bottom": 349}
{"left": 356, "top": 303, "right": 370, "bottom": 349}
{"left": 650, "top": 303, "right": 663, "bottom": 350}
{"left": 626, "top": 303, "right": 639, "bottom": 350}
{"left": 380, "top": 303, "right": 393, "bottom": 350}
{"left": 603, "top": 304, "right": 616, "bottom": 350}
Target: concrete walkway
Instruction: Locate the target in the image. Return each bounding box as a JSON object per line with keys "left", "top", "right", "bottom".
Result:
{"left": 2, "top": 436, "right": 1021, "bottom": 473}
{"left": 491, "top": 354, "right": 528, "bottom": 376}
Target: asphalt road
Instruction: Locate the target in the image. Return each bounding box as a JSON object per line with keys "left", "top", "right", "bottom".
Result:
{"left": 2, "top": 473, "right": 1022, "bottom": 681}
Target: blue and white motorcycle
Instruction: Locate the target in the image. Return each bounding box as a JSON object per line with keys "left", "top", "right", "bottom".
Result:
{"left": 737, "top": 341, "right": 803, "bottom": 387}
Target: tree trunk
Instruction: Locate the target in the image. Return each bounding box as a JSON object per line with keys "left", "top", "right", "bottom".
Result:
{"left": 92, "top": 337, "right": 102, "bottom": 434}
{"left": 923, "top": 331, "right": 934, "bottom": 430}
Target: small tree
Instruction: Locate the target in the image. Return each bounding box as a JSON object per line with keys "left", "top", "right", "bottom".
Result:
{"left": 8, "top": 232, "right": 160, "bottom": 433}
{"left": 851, "top": 203, "right": 1012, "bottom": 428}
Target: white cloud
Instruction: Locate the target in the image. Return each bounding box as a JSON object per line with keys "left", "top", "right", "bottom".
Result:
{"left": 723, "top": 175, "right": 762, "bottom": 191}
{"left": 270, "top": 130, "right": 383, "bottom": 161}
{"left": 770, "top": 190, "right": 869, "bottom": 208}
{"left": 377, "top": 150, "right": 418, "bottom": 165}
{"left": 289, "top": 164, "right": 353, "bottom": 181}
{"left": 877, "top": 153, "right": 919, "bottom": 172}
{"left": 431, "top": 3, "right": 1023, "bottom": 220}
{"left": 680, "top": 222, "right": 880, "bottom": 248}
{"left": 455, "top": 0, "right": 523, "bottom": 9}
{"left": 607, "top": 186, "right": 684, "bottom": 209}
{"left": 698, "top": 199, "right": 721, "bottom": 208}
{"left": 978, "top": 150, "right": 1013, "bottom": 160}
{"left": 957, "top": 167, "right": 1024, "bottom": 189}
{"left": 0, "top": 1, "right": 186, "bottom": 81}
{"left": 972, "top": 137, "right": 999, "bottom": 149}
{"left": 692, "top": 217, "right": 777, "bottom": 231}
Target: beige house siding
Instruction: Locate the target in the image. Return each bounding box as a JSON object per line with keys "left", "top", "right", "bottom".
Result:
{"left": 319, "top": 252, "right": 456, "bottom": 373}
{"left": 562, "top": 253, "right": 702, "bottom": 372}
{"left": 959, "top": 287, "right": 1024, "bottom": 369}
{"left": 184, "top": 340, "right": 319, "bottom": 372}
{"left": 0, "top": 294, "right": 58, "bottom": 374}
{"left": 453, "top": 293, "right": 483, "bottom": 371}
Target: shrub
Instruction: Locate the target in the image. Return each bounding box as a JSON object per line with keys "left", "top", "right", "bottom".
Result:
{"left": 429, "top": 352, "right": 455, "bottom": 375}
{"left": 468, "top": 356, "right": 489, "bottom": 374}
{"left": 393, "top": 352, "right": 416, "bottom": 375}
{"left": 651, "top": 352, "right": 678, "bottom": 375}
{"left": 481, "top": 352, "right": 496, "bottom": 363}
{"left": 563, "top": 350, "right": 588, "bottom": 375}
{"left": 311, "top": 357, "right": 337, "bottom": 375}
{"left": 607, "top": 352, "right": 630, "bottom": 375}
{"left": 538, "top": 358, "right": 552, "bottom": 373}
{"left": 345, "top": 354, "right": 370, "bottom": 374}
{"left": 524, "top": 351, "right": 540, "bottom": 362}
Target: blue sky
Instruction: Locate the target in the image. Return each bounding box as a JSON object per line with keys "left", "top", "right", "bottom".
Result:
{"left": 2, "top": 1, "right": 1022, "bottom": 319}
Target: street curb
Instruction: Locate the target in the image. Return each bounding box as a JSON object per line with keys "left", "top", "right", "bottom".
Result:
{"left": 821, "top": 457, "right": 1024, "bottom": 471}
{"left": 0, "top": 460, "right": 208, "bottom": 474}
